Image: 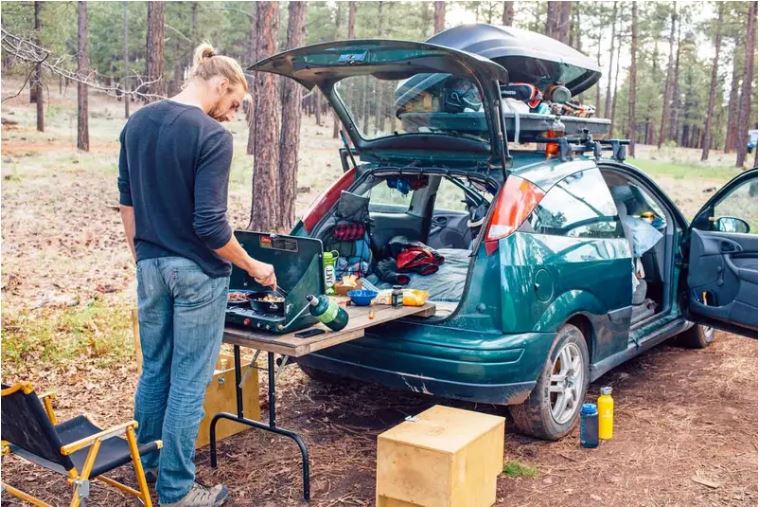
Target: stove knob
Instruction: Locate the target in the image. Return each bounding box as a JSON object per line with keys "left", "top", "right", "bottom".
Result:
{"left": 243, "top": 318, "right": 252, "bottom": 326}
{"left": 265, "top": 325, "right": 271, "bottom": 330}
{"left": 256, "top": 322, "right": 262, "bottom": 328}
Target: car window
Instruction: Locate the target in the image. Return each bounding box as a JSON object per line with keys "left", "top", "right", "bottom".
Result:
{"left": 368, "top": 182, "right": 413, "bottom": 210}
{"left": 435, "top": 178, "right": 469, "bottom": 212}
{"left": 712, "top": 177, "right": 758, "bottom": 233}
{"left": 524, "top": 169, "right": 625, "bottom": 239}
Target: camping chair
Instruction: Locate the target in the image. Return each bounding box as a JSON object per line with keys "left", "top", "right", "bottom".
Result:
{"left": 1, "top": 381, "right": 161, "bottom": 507}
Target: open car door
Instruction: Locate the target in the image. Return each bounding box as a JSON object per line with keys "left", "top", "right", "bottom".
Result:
{"left": 685, "top": 168, "right": 758, "bottom": 338}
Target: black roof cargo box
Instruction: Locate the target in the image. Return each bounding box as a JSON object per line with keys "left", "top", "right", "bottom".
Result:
{"left": 426, "top": 24, "right": 601, "bottom": 96}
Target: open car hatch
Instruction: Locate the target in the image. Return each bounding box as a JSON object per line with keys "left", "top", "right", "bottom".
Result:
{"left": 249, "top": 40, "right": 509, "bottom": 168}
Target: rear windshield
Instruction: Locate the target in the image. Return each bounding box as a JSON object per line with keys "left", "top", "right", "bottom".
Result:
{"left": 334, "top": 72, "right": 489, "bottom": 146}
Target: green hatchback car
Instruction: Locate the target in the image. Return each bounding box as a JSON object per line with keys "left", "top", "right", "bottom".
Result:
{"left": 251, "top": 31, "right": 758, "bottom": 439}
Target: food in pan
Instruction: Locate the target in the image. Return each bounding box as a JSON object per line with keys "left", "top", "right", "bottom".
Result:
{"left": 255, "top": 294, "right": 285, "bottom": 304}
{"left": 228, "top": 291, "right": 250, "bottom": 302}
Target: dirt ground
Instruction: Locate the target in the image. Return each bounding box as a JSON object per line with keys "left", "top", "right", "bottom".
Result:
{"left": 1, "top": 81, "right": 757, "bottom": 506}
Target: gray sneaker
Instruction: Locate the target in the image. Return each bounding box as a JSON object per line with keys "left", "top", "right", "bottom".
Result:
{"left": 160, "top": 482, "right": 228, "bottom": 507}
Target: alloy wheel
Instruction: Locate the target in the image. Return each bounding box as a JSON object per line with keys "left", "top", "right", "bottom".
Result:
{"left": 549, "top": 342, "right": 585, "bottom": 425}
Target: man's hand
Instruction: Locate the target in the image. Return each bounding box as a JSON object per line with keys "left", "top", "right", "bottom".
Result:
{"left": 247, "top": 259, "right": 277, "bottom": 288}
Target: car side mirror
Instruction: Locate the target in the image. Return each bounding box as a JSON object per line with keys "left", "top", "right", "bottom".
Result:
{"left": 713, "top": 216, "right": 751, "bottom": 233}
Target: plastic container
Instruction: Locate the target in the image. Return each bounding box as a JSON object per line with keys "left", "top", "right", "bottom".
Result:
{"left": 402, "top": 289, "right": 429, "bottom": 306}
{"left": 598, "top": 386, "right": 614, "bottom": 440}
{"left": 323, "top": 250, "right": 339, "bottom": 295}
{"left": 347, "top": 289, "right": 378, "bottom": 306}
{"left": 579, "top": 403, "right": 599, "bottom": 448}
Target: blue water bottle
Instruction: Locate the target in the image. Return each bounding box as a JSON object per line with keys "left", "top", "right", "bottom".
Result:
{"left": 580, "top": 403, "right": 599, "bottom": 448}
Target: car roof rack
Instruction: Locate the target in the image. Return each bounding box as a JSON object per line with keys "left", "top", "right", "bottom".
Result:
{"left": 534, "top": 129, "right": 630, "bottom": 163}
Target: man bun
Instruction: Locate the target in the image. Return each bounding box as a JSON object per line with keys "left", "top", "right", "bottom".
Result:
{"left": 193, "top": 42, "right": 216, "bottom": 67}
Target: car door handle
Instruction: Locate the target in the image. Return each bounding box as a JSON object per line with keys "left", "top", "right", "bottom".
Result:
{"left": 720, "top": 241, "right": 742, "bottom": 253}
{"left": 433, "top": 216, "right": 448, "bottom": 225}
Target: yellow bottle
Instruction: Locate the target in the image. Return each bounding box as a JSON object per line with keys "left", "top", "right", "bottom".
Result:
{"left": 598, "top": 386, "right": 614, "bottom": 440}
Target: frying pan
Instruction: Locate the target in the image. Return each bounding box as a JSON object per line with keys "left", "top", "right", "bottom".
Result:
{"left": 249, "top": 290, "right": 286, "bottom": 314}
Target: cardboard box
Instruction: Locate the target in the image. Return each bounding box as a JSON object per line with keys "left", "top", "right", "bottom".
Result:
{"left": 376, "top": 405, "right": 505, "bottom": 507}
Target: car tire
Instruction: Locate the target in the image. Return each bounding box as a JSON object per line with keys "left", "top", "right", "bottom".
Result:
{"left": 509, "top": 324, "right": 590, "bottom": 440}
{"left": 675, "top": 324, "right": 715, "bottom": 349}
{"left": 298, "top": 364, "right": 345, "bottom": 384}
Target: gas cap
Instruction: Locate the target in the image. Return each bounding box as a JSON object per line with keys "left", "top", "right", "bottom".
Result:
{"left": 533, "top": 268, "right": 553, "bottom": 302}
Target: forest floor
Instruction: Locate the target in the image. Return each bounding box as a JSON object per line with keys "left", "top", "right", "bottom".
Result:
{"left": 1, "top": 79, "right": 756, "bottom": 506}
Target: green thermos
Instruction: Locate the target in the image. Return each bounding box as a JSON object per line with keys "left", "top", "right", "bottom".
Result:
{"left": 306, "top": 295, "right": 349, "bottom": 331}
{"left": 323, "top": 250, "right": 339, "bottom": 295}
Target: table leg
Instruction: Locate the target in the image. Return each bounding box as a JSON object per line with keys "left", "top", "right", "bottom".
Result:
{"left": 209, "top": 348, "right": 311, "bottom": 501}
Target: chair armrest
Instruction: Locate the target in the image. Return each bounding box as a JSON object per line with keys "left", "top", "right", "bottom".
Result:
{"left": 38, "top": 391, "right": 58, "bottom": 425}
{"left": 60, "top": 420, "right": 138, "bottom": 455}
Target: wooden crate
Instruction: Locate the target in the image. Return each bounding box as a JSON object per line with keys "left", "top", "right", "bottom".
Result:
{"left": 376, "top": 405, "right": 505, "bottom": 507}
{"left": 132, "top": 310, "right": 260, "bottom": 448}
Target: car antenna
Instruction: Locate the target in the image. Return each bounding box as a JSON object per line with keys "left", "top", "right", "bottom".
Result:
{"left": 339, "top": 129, "right": 358, "bottom": 171}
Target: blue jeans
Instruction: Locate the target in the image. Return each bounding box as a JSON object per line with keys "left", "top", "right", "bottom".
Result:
{"left": 133, "top": 257, "right": 229, "bottom": 503}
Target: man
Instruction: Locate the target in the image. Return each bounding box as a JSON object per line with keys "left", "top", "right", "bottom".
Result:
{"left": 118, "top": 43, "right": 275, "bottom": 507}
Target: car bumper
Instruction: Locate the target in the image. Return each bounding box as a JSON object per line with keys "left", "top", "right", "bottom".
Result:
{"left": 296, "top": 324, "right": 554, "bottom": 405}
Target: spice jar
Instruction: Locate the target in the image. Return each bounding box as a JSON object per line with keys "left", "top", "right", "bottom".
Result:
{"left": 391, "top": 285, "right": 403, "bottom": 307}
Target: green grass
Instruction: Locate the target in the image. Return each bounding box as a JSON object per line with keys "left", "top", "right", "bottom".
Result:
{"left": 1, "top": 298, "right": 135, "bottom": 372}
{"left": 502, "top": 460, "right": 539, "bottom": 478}
{"left": 633, "top": 159, "right": 741, "bottom": 182}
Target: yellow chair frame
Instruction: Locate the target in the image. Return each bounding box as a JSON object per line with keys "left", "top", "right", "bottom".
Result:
{"left": 1, "top": 382, "right": 162, "bottom": 507}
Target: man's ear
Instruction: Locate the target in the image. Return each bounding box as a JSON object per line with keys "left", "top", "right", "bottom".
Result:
{"left": 216, "top": 77, "right": 230, "bottom": 96}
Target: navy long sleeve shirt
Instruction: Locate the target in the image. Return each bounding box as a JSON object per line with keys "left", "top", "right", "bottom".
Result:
{"left": 117, "top": 100, "right": 233, "bottom": 277}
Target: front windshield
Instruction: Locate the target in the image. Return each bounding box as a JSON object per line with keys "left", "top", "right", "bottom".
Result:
{"left": 334, "top": 72, "right": 489, "bottom": 145}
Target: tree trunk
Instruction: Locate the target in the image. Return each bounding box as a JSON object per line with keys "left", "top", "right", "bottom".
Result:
{"left": 669, "top": 19, "right": 683, "bottom": 143}
{"left": 123, "top": 1, "right": 130, "bottom": 119}
{"left": 145, "top": 1, "right": 165, "bottom": 101}
{"left": 502, "top": 2, "right": 514, "bottom": 26}
{"left": 33, "top": 1, "right": 44, "bottom": 131}
{"left": 348, "top": 2, "right": 356, "bottom": 38}
{"left": 434, "top": 1, "right": 445, "bottom": 33}
{"left": 374, "top": 2, "right": 385, "bottom": 134}
{"left": 736, "top": 1, "right": 757, "bottom": 168}
{"left": 246, "top": 1, "right": 257, "bottom": 155}
{"left": 610, "top": 30, "right": 622, "bottom": 135}
{"left": 278, "top": 1, "right": 306, "bottom": 231}
{"left": 603, "top": 2, "right": 617, "bottom": 119}
{"left": 546, "top": 2, "right": 572, "bottom": 44}
{"left": 594, "top": 23, "right": 602, "bottom": 112}
{"left": 700, "top": 2, "right": 724, "bottom": 161}
{"left": 658, "top": 2, "right": 677, "bottom": 148}
{"left": 315, "top": 89, "right": 322, "bottom": 126}
{"left": 77, "top": 1, "right": 89, "bottom": 152}
{"left": 627, "top": 3, "right": 638, "bottom": 156}
{"left": 332, "top": 2, "right": 342, "bottom": 139}
{"left": 724, "top": 39, "right": 742, "bottom": 153}
{"left": 249, "top": 1, "right": 280, "bottom": 230}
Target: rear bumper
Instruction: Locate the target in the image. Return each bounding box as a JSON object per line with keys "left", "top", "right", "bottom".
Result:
{"left": 297, "top": 353, "right": 537, "bottom": 404}
{"left": 295, "top": 325, "right": 553, "bottom": 405}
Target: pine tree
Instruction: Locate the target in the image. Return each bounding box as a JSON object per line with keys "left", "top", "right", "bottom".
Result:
{"left": 249, "top": 2, "right": 280, "bottom": 230}
{"left": 145, "top": 1, "right": 165, "bottom": 101}
{"left": 700, "top": 2, "right": 724, "bottom": 161}
{"left": 627, "top": 2, "right": 638, "bottom": 156}
{"left": 434, "top": 1, "right": 445, "bottom": 33}
{"left": 736, "top": 1, "right": 757, "bottom": 168}
{"left": 277, "top": 1, "right": 306, "bottom": 231}
{"left": 657, "top": 2, "right": 676, "bottom": 148}
{"left": 77, "top": 1, "right": 89, "bottom": 152}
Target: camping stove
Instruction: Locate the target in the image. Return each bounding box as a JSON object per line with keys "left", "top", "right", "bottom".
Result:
{"left": 225, "top": 231, "right": 324, "bottom": 335}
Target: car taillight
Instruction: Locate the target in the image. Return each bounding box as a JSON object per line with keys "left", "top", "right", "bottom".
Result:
{"left": 302, "top": 168, "right": 357, "bottom": 233}
{"left": 484, "top": 175, "right": 544, "bottom": 255}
